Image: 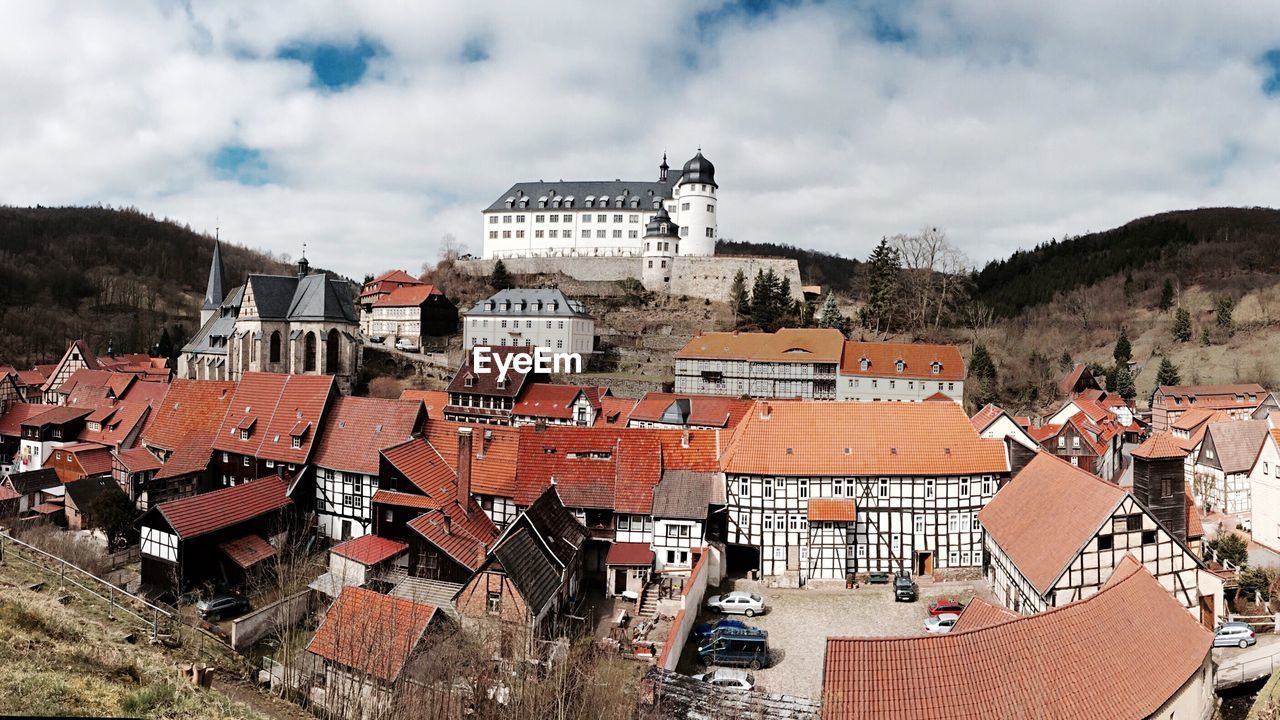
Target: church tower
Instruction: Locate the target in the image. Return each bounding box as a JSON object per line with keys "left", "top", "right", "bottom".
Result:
{"left": 672, "top": 150, "right": 718, "bottom": 256}
{"left": 642, "top": 206, "right": 679, "bottom": 291}
{"left": 201, "top": 238, "right": 225, "bottom": 327}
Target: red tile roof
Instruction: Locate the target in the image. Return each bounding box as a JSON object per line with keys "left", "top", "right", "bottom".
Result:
{"left": 15, "top": 370, "right": 48, "bottom": 387}
{"left": 950, "top": 597, "right": 1017, "bottom": 632}
{"left": 60, "top": 443, "right": 113, "bottom": 477}
{"left": 677, "top": 328, "right": 845, "bottom": 364}
{"left": 596, "top": 395, "right": 637, "bottom": 426}
{"left": 399, "top": 389, "right": 449, "bottom": 418}
{"left": 143, "top": 380, "right": 236, "bottom": 480}
{"left": 219, "top": 534, "right": 276, "bottom": 569}
{"left": 627, "top": 392, "right": 754, "bottom": 429}
{"left": 512, "top": 383, "right": 597, "bottom": 420}
{"left": 371, "top": 284, "right": 443, "bottom": 307}
{"left": 978, "top": 452, "right": 1125, "bottom": 594}
{"left": 312, "top": 396, "right": 423, "bottom": 475}
{"left": 331, "top": 534, "right": 409, "bottom": 566}
{"left": 381, "top": 437, "right": 456, "bottom": 499}
{"left": 0, "top": 485, "right": 19, "bottom": 502}
{"left": 922, "top": 391, "right": 953, "bottom": 402}
{"left": 0, "top": 403, "right": 53, "bottom": 438}
{"left": 371, "top": 489, "right": 442, "bottom": 510}
{"left": 822, "top": 557, "right": 1212, "bottom": 720}
{"left": 652, "top": 429, "right": 723, "bottom": 472}
{"left": 720, "top": 400, "right": 1007, "bottom": 477}
{"left": 839, "top": 341, "right": 965, "bottom": 381}
{"left": 1157, "top": 384, "right": 1268, "bottom": 411}
{"left": 148, "top": 476, "right": 291, "bottom": 539}
{"left": 307, "top": 586, "right": 436, "bottom": 683}
{"left": 969, "top": 403, "right": 1005, "bottom": 433}
{"left": 22, "top": 406, "right": 92, "bottom": 427}
{"left": 115, "top": 447, "right": 163, "bottom": 473}
{"left": 1186, "top": 495, "right": 1204, "bottom": 540}
{"left": 406, "top": 501, "right": 498, "bottom": 573}
{"left": 1132, "top": 432, "right": 1187, "bottom": 460}
{"left": 360, "top": 270, "right": 423, "bottom": 299}
{"left": 424, "top": 419, "right": 518, "bottom": 498}
{"left": 807, "top": 498, "right": 856, "bottom": 522}
{"left": 213, "top": 373, "right": 334, "bottom": 464}
{"left": 605, "top": 542, "right": 655, "bottom": 566}
{"left": 514, "top": 426, "right": 662, "bottom": 512}
{"left": 32, "top": 501, "right": 64, "bottom": 515}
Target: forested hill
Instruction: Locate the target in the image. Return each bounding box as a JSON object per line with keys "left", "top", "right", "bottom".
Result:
{"left": 0, "top": 206, "right": 289, "bottom": 367}
{"left": 973, "top": 207, "right": 1280, "bottom": 317}
{"left": 716, "top": 238, "right": 861, "bottom": 295}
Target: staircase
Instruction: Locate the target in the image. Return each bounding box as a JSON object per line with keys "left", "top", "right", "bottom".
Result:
{"left": 637, "top": 583, "right": 660, "bottom": 618}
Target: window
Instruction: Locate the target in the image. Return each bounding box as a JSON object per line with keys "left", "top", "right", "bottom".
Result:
{"left": 1126, "top": 514, "right": 1142, "bottom": 532}
{"left": 833, "top": 478, "right": 844, "bottom": 497}
{"left": 948, "top": 550, "right": 959, "bottom": 565}
{"left": 959, "top": 477, "right": 970, "bottom": 497}
{"left": 681, "top": 202, "right": 690, "bottom": 211}
{"left": 877, "top": 478, "right": 888, "bottom": 498}
{"left": 856, "top": 545, "right": 867, "bottom": 558}
{"left": 707, "top": 204, "right": 714, "bottom": 212}
{"left": 613, "top": 214, "right": 623, "bottom": 222}
{"left": 925, "top": 479, "right": 935, "bottom": 499}
{"left": 291, "top": 436, "right": 302, "bottom": 449}
{"left": 1097, "top": 535, "right": 1114, "bottom": 550}
{"left": 739, "top": 478, "right": 749, "bottom": 497}
{"left": 515, "top": 215, "right": 525, "bottom": 222}
{"left": 597, "top": 214, "right": 607, "bottom": 222}
{"left": 764, "top": 515, "right": 773, "bottom": 530}
{"left": 222, "top": 453, "right": 228, "bottom": 463}
{"left": 982, "top": 476, "right": 994, "bottom": 496}
{"left": 1161, "top": 476, "right": 1172, "bottom": 498}
{"left": 1057, "top": 436, "right": 1066, "bottom": 448}
{"left": 1141, "top": 530, "right": 1157, "bottom": 544}
{"left": 799, "top": 479, "right": 808, "bottom": 499}
{"left": 487, "top": 592, "right": 501, "bottom": 615}
{"left": 242, "top": 456, "right": 250, "bottom": 466}
{"left": 706, "top": 227, "right": 714, "bottom": 237}
{"left": 972, "top": 514, "right": 981, "bottom": 531}
{"left": 240, "top": 429, "right": 250, "bottom": 440}
{"left": 1072, "top": 436, "right": 1080, "bottom": 450}
{"left": 914, "top": 515, "right": 925, "bottom": 533}
{"left": 764, "top": 478, "right": 773, "bottom": 499}
{"left": 535, "top": 214, "right": 544, "bottom": 223}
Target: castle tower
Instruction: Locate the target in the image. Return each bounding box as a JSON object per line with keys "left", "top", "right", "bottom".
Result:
{"left": 642, "top": 206, "right": 679, "bottom": 291}
{"left": 201, "top": 238, "right": 225, "bottom": 327}
{"left": 672, "top": 150, "right": 718, "bottom": 256}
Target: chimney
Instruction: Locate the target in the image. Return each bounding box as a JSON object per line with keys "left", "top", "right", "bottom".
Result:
{"left": 443, "top": 513, "right": 452, "bottom": 535}
{"left": 457, "top": 427, "right": 473, "bottom": 514}
{"left": 681, "top": 430, "right": 691, "bottom": 449}
{"left": 759, "top": 402, "right": 771, "bottom": 420}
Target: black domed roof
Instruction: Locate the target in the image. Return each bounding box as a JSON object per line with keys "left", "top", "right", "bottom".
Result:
{"left": 679, "top": 151, "right": 717, "bottom": 188}
{"left": 644, "top": 205, "right": 679, "bottom": 238}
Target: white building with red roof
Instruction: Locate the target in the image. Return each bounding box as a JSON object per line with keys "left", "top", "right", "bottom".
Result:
{"left": 365, "top": 283, "right": 457, "bottom": 348}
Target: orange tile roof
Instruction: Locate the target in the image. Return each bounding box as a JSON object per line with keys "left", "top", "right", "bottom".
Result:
{"left": 307, "top": 586, "right": 436, "bottom": 683}
{"left": 370, "top": 489, "right": 442, "bottom": 510}
{"left": 331, "top": 534, "right": 409, "bottom": 566}
{"left": 1170, "top": 407, "right": 1223, "bottom": 432}
{"left": 60, "top": 443, "right": 113, "bottom": 477}
{"left": 950, "top": 597, "right": 1017, "bottom": 632}
{"left": 142, "top": 380, "right": 236, "bottom": 480}
{"left": 839, "top": 341, "right": 965, "bottom": 381}
{"left": 596, "top": 395, "right": 637, "bottom": 425}
{"left": 400, "top": 389, "right": 449, "bottom": 418}
{"left": 114, "top": 447, "right": 163, "bottom": 473}
{"left": 212, "top": 373, "right": 334, "bottom": 464}
{"left": 381, "top": 437, "right": 456, "bottom": 498}
{"left": 514, "top": 426, "right": 662, "bottom": 512}
{"left": 312, "top": 396, "right": 422, "bottom": 475}
{"left": 720, "top": 400, "right": 1008, "bottom": 477}
{"left": 822, "top": 557, "right": 1212, "bottom": 720}
{"left": 675, "top": 328, "right": 845, "bottom": 363}
{"left": 371, "top": 284, "right": 442, "bottom": 307}
{"left": 1186, "top": 495, "right": 1204, "bottom": 540}
{"left": 424, "top": 419, "right": 518, "bottom": 498}
{"left": 407, "top": 500, "right": 498, "bottom": 573}
{"left": 512, "top": 383, "right": 596, "bottom": 420}
{"left": 807, "top": 498, "right": 856, "bottom": 522}
{"left": 627, "top": 392, "right": 754, "bottom": 429}
{"left": 978, "top": 453, "right": 1125, "bottom": 594}
{"left": 969, "top": 403, "right": 1005, "bottom": 432}
{"left": 652, "top": 429, "right": 723, "bottom": 472}
{"left": 1132, "top": 432, "right": 1187, "bottom": 460}
{"left": 219, "top": 534, "right": 276, "bottom": 569}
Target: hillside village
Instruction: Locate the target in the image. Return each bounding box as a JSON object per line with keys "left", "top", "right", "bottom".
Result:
{"left": 5, "top": 205, "right": 1280, "bottom": 719}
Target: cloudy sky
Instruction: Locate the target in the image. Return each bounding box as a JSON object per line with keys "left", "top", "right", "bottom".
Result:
{"left": 6, "top": 1, "right": 1280, "bottom": 279}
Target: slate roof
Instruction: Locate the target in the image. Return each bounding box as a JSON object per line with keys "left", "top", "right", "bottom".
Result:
{"left": 508, "top": 485, "right": 587, "bottom": 569}
{"left": 651, "top": 469, "right": 714, "bottom": 520}
{"left": 203, "top": 239, "right": 225, "bottom": 311}
{"left": 1203, "top": 420, "right": 1270, "bottom": 473}
{"left": 446, "top": 346, "right": 543, "bottom": 399}
{"left": 676, "top": 328, "right": 845, "bottom": 364}
{"left": 493, "top": 526, "right": 563, "bottom": 614}
{"left": 407, "top": 501, "right": 498, "bottom": 573}
{"left": 181, "top": 285, "right": 243, "bottom": 356}
{"left": 219, "top": 534, "right": 276, "bottom": 569}
{"left": 821, "top": 557, "right": 1212, "bottom": 720}
{"left": 464, "top": 288, "right": 590, "bottom": 318}
{"left": 978, "top": 453, "right": 1126, "bottom": 595}
{"left": 485, "top": 177, "right": 679, "bottom": 213}
{"left": 721, "top": 400, "right": 1007, "bottom": 477}
{"left": 839, "top": 341, "right": 965, "bottom": 381}
{"left": 63, "top": 474, "right": 122, "bottom": 510}
{"left": 4, "top": 468, "right": 60, "bottom": 495}
{"left": 331, "top": 534, "right": 408, "bottom": 566}
{"left": 312, "top": 396, "right": 422, "bottom": 475}
{"left": 307, "top": 586, "right": 436, "bottom": 684}
{"left": 143, "top": 476, "right": 291, "bottom": 540}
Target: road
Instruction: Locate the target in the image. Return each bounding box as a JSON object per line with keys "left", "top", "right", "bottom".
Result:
{"left": 1216, "top": 632, "right": 1280, "bottom": 689}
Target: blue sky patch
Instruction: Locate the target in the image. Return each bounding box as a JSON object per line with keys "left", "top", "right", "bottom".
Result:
{"left": 276, "top": 36, "right": 385, "bottom": 90}
{"left": 1262, "top": 49, "right": 1280, "bottom": 96}
{"left": 461, "top": 36, "right": 490, "bottom": 63}
{"left": 208, "top": 145, "right": 271, "bottom": 186}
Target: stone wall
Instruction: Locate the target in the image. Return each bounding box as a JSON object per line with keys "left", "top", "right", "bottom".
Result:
{"left": 456, "top": 255, "right": 803, "bottom": 303}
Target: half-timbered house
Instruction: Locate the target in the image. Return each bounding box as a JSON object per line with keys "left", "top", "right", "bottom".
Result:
{"left": 442, "top": 347, "right": 547, "bottom": 425}
{"left": 38, "top": 340, "right": 99, "bottom": 404}
{"left": 719, "top": 400, "right": 1009, "bottom": 582}
{"left": 1191, "top": 419, "right": 1270, "bottom": 521}
{"left": 625, "top": 392, "right": 753, "bottom": 431}
{"left": 424, "top": 420, "right": 520, "bottom": 529}
{"left": 510, "top": 384, "right": 607, "bottom": 427}
{"left": 979, "top": 452, "right": 1224, "bottom": 624}
{"left": 1152, "top": 383, "right": 1269, "bottom": 431}
{"left": 649, "top": 469, "right": 713, "bottom": 572}
{"left": 211, "top": 372, "right": 335, "bottom": 487}
{"left": 137, "top": 379, "right": 236, "bottom": 508}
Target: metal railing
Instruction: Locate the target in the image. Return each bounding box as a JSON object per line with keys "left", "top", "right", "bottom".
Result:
{"left": 1218, "top": 651, "right": 1280, "bottom": 689}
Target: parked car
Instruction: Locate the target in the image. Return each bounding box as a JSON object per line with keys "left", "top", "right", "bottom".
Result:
{"left": 697, "top": 628, "right": 770, "bottom": 670}
{"left": 196, "top": 593, "right": 250, "bottom": 621}
{"left": 894, "top": 571, "right": 918, "bottom": 602}
{"left": 693, "top": 618, "right": 751, "bottom": 640}
{"left": 928, "top": 597, "right": 965, "bottom": 616}
{"left": 395, "top": 340, "right": 420, "bottom": 353}
{"left": 925, "top": 613, "right": 961, "bottom": 634}
{"left": 706, "top": 591, "right": 766, "bottom": 617}
{"left": 1214, "top": 622, "right": 1257, "bottom": 649}
{"left": 698, "top": 668, "right": 758, "bottom": 691}
{"left": 368, "top": 335, "right": 386, "bottom": 344}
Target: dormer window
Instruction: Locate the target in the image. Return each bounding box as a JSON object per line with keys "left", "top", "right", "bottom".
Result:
{"left": 895, "top": 360, "right": 905, "bottom": 373}
{"left": 240, "top": 429, "right": 250, "bottom": 441}
{"left": 931, "top": 361, "right": 942, "bottom": 374}
{"left": 859, "top": 358, "right": 869, "bottom": 372}
{"left": 497, "top": 378, "right": 508, "bottom": 390}
{"left": 291, "top": 436, "right": 301, "bottom": 449}
{"left": 464, "top": 374, "right": 475, "bottom": 388}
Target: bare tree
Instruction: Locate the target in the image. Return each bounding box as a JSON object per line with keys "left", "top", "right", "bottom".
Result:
{"left": 895, "top": 227, "right": 971, "bottom": 335}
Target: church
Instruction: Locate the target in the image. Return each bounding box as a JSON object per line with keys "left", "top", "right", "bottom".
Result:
{"left": 180, "top": 240, "right": 363, "bottom": 393}
{"left": 481, "top": 150, "right": 720, "bottom": 265}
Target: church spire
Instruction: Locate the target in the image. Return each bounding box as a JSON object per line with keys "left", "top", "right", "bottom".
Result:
{"left": 203, "top": 236, "right": 225, "bottom": 311}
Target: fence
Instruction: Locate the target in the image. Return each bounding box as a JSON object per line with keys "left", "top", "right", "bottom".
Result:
{"left": 0, "top": 531, "right": 230, "bottom": 657}
{"left": 656, "top": 546, "right": 713, "bottom": 671}
{"left": 1218, "top": 651, "right": 1280, "bottom": 690}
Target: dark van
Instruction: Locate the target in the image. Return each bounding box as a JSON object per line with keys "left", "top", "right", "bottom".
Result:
{"left": 696, "top": 627, "right": 770, "bottom": 670}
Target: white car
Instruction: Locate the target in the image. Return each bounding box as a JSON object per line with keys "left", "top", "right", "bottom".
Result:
{"left": 925, "top": 613, "right": 961, "bottom": 634}
{"left": 394, "top": 340, "right": 419, "bottom": 353}
{"left": 699, "top": 668, "right": 757, "bottom": 691}
{"left": 706, "top": 591, "right": 765, "bottom": 617}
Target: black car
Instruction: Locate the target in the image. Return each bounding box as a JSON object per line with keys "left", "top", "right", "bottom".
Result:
{"left": 196, "top": 593, "right": 250, "bottom": 621}
{"left": 893, "top": 571, "right": 918, "bottom": 602}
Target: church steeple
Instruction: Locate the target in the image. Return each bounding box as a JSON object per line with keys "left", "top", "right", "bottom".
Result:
{"left": 201, "top": 236, "right": 225, "bottom": 327}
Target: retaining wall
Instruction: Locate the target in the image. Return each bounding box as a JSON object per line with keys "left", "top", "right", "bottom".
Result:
{"left": 231, "top": 589, "right": 313, "bottom": 651}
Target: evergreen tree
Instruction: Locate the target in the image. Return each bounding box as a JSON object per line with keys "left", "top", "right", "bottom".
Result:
{"left": 489, "top": 259, "right": 514, "bottom": 290}
{"left": 1113, "top": 327, "right": 1131, "bottom": 366}
{"left": 749, "top": 269, "right": 790, "bottom": 331}
{"left": 1112, "top": 366, "right": 1137, "bottom": 401}
{"left": 1123, "top": 272, "right": 1135, "bottom": 301}
{"left": 729, "top": 269, "right": 749, "bottom": 327}
{"left": 1058, "top": 351, "right": 1073, "bottom": 373}
{"left": 156, "top": 327, "right": 174, "bottom": 359}
{"left": 818, "top": 292, "right": 850, "bottom": 335}
{"left": 969, "top": 344, "right": 998, "bottom": 407}
{"left": 863, "top": 239, "right": 901, "bottom": 334}
{"left": 1216, "top": 297, "right": 1235, "bottom": 329}
{"left": 1173, "top": 307, "right": 1192, "bottom": 342}
{"left": 1157, "top": 279, "right": 1175, "bottom": 311}
{"left": 1155, "top": 356, "right": 1182, "bottom": 386}
{"left": 1200, "top": 327, "right": 1211, "bottom": 347}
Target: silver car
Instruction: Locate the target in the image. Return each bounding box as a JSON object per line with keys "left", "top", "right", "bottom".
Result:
{"left": 1214, "top": 622, "right": 1257, "bottom": 649}
{"left": 706, "top": 591, "right": 766, "bottom": 617}
{"left": 925, "top": 613, "right": 960, "bottom": 634}
{"left": 699, "top": 668, "right": 757, "bottom": 691}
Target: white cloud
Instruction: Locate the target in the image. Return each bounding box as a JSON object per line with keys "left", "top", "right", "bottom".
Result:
{"left": 3, "top": 0, "right": 1280, "bottom": 279}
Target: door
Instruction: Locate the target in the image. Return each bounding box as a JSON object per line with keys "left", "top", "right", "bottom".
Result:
{"left": 1200, "top": 594, "right": 1215, "bottom": 629}
{"left": 786, "top": 544, "right": 799, "bottom": 572}
{"left": 614, "top": 568, "right": 627, "bottom": 595}
{"left": 915, "top": 551, "right": 933, "bottom": 576}
{"left": 341, "top": 520, "right": 352, "bottom": 541}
